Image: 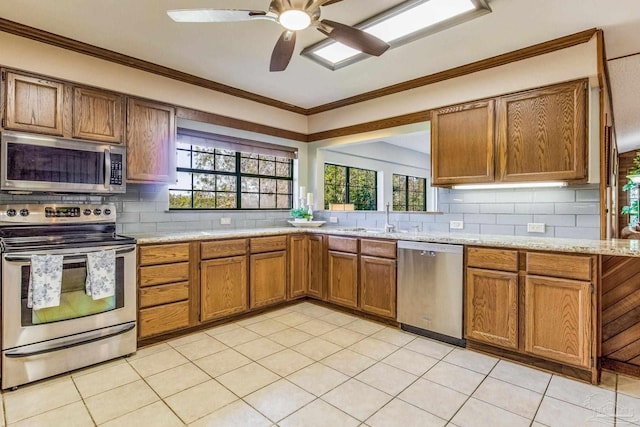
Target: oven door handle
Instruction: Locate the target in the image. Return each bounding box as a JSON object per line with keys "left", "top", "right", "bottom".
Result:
{"left": 3, "top": 245, "right": 136, "bottom": 262}
{"left": 4, "top": 323, "right": 136, "bottom": 358}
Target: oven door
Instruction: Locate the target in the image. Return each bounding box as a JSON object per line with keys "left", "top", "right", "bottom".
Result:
{"left": 1, "top": 244, "right": 136, "bottom": 350}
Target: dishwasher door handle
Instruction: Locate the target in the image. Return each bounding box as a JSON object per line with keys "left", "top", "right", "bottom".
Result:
{"left": 420, "top": 250, "right": 437, "bottom": 257}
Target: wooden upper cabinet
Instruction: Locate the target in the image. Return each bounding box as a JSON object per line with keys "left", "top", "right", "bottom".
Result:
{"left": 4, "top": 72, "right": 64, "bottom": 135}
{"left": 72, "top": 87, "right": 124, "bottom": 143}
{"left": 497, "top": 80, "right": 588, "bottom": 182}
{"left": 431, "top": 100, "right": 495, "bottom": 186}
{"left": 126, "top": 98, "right": 176, "bottom": 183}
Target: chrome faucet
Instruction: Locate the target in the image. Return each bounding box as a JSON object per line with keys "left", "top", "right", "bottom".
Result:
{"left": 384, "top": 202, "right": 396, "bottom": 233}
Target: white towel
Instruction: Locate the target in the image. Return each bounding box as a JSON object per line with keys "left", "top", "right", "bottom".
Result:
{"left": 28, "top": 254, "right": 63, "bottom": 310}
{"left": 85, "top": 249, "right": 116, "bottom": 300}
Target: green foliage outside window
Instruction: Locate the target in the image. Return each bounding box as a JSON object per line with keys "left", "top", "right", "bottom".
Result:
{"left": 393, "top": 174, "right": 427, "bottom": 211}
{"left": 324, "top": 164, "right": 377, "bottom": 210}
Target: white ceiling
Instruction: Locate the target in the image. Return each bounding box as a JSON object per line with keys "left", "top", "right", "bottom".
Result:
{"left": 0, "top": 0, "right": 639, "bottom": 148}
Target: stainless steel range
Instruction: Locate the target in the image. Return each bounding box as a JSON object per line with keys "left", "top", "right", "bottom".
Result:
{"left": 0, "top": 203, "right": 136, "bottom": 389}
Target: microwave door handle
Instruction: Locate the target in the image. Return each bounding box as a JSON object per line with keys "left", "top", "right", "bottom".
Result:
{"left": 4, "top": 245, "right": 136, "bottom": 262}
{"left": 105, "top": 148, "right": 112, "bottom": 188}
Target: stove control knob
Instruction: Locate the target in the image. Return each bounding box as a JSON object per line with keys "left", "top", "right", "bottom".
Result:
{"left": 84, "top": 209, "right": 92, "bottom": 216}
{"left": 6, "top": 209, "right": 16, "bottom": 217}
{"left": 19, "top": 208, "right": 29, "bottom": 217}
{"left": 104, "top": 208, "right": 112, "bottom": 216}
{"left": 93, "top": 208, "right": 102, "bottom": 216}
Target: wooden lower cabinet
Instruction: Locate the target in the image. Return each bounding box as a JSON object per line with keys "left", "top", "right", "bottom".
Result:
{"left": 289, "top": 235, "right": 308, "bottom": 299}
{"left": 465, "top": 268, "right": 518, "bottom": 350}
{"left": 360, "top": 256, "right": 396, "bottom": 318}
{"left": 250, "top": 251, "right": 287, "bottom": 308}
{"left": 308, "top": 235, "right": 324, "bottom": 299}
{"left": 327, "top": 251, "right": 358, "bottom": 309}
{"left": 201, "top": 255, "right": 248, "bottom": 322}
{"left": 139, "top": 301, "right": 190, "bottom": 338}
{"left": 524, "top": 275, "right": 592, "bottom": 368}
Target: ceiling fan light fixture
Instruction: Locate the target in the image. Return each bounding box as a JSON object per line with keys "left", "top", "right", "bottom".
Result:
{"left": 279, "top": 9, "right": 311, "bottom": 31}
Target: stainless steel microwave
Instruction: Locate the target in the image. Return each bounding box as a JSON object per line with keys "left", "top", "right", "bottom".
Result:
{"left": 0, "top": 131, "right": 126, "bottom": 194}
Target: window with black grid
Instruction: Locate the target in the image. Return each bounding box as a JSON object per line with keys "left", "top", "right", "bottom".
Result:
{"left": 393, "top": 174, "right": 427, "bottom": 211}
{"left": 324, "top": 163, "right": 377, "bottom": 210}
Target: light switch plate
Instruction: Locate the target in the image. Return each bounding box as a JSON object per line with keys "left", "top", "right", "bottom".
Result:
{"left": 220, "top": 217, "right": 232, "bottom": 225}
{"left": 527, "top": 222, "right": 545, "bottom": 233}
{"left": 329, "top": 216, "right": 338, "bottom": 223}
{"left": 450, "top": 220, "right": 464, "bottom": 229}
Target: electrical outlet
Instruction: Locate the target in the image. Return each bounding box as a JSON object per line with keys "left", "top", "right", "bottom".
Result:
{"left": 329, "top": 216, "right": 338, "bottom": 223}
{"left": 527, "top": 222, "right": 545, "bottom": 233}
{"left": 220, "top": 217, "right": 232, "bottom": 225}
{"left": 449, "top": 220, "right": 464, "bottom": 230}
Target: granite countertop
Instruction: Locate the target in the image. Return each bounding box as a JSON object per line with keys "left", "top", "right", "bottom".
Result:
{"left": 129, "top": 227, "right": 640, "bottom": 257}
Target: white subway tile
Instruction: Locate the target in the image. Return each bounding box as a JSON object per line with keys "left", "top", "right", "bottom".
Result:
{"left": 514, "top": 203, "right": 555, "bottom": 214}
{"left": 496, "top": 214, "right": 533, "bottom": 225}
{"left": 554, "top": 203, "right": 599, "bottom": 215}
{"left": 463, "top": 214, "right": 497, "bottom": 224}
{"left": 480, "top": 204, "right": 514, "bottom": 214}
{"left": 554, "top": 227, "right": 600, "bottom": 239}
{"left": 480, "top": 224, "right": 515, "bottom": 235}
{"left": 533, "top": 214, "right": 576, "bottom": 227}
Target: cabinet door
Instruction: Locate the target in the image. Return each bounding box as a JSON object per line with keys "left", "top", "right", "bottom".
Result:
{"left": 431, "top": 100, "right": 495, "bottom": 186}
{"left": 465, "top": 268, "right": 518, "bottom": 350}
{"left": 497, "top": 80, "right": 587, "bottom": 182}
{"left": 72, "top": 87, "right": 124, "bottom": 143}
{"left": 360, "top": 255, "right": 396, "bottom": 318}
{"left": 250, "top": 251, "right": 287, "bottom": 308}
{"left": 126, "top": 98, "right": 176, "bottom": 183}
{"left": 327, "top": 251, "right": 358, "bottom": 309}
{"left": 201, "top": 255, "right": 248, "bottom": 321}
{"left": 289, "top": 235, "right": 308, "bottom": 299}
{"left": 308, "top": 235, "right": 324, "bottom": 299}
{"left": 5, "top": 72, "right": 64, "bottom": 135}
{"left": 524, "top": 275, "right": 591, "bottom": 368}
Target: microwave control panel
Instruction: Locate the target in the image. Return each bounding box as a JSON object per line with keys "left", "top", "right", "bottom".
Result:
{"left": 110, "top": 153, "right": 123, "bottom": 185}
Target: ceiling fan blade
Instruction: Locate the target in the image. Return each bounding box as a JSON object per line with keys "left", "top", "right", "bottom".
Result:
{"left": 167, "top": 9, "right": 267, "bottom": 23}
{"left": 319, "top": 19, "right": 390, "bottom": 56}
{"left": 270, "top": 31, "right": 297, "bottom": 72}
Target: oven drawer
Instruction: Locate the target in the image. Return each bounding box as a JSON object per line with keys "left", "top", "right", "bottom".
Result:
{"left": 139, "top": 301, "right": 190, "bottom": 338}
{"left": 139, "top": 262, "right": 190, "bottom": 287}
{"left": 139, "top": 243, "right": 190, "bottom": 266}
{"left": 139, "top": 282, "right": 189, "bottom": 308}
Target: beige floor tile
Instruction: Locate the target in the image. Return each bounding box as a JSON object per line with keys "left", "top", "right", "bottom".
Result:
{"left": 355, "top": 362, "right": 418, "bottom": 396}
{"left": 263, "top": 306, "right": 295, "bottom": 318}
{"left": 322, "top": 379, "right": 392, "bottom": 422}
{"left": 398, "top": 378, "right": 467, "bottom": 420}
{"left": 472, "top": 377, "right": 543, "bottom": 419}
{"left": 344, "top": 319, "right": 386, "bottom": 335}
{"left": 423, "top": 361, "right": 485, "bottom": 395}
{"left": 203, "top": 321, "right": 241, "bottom": 337}
{"left": 234, "top": 337, "right": 285, "bottom": 360}
{"left": 194, "top": 348, "right": 252, "bottom": 378}
{"left": 73, "top": 362, "right": 141, "bottom": 398}
{"left": 320, "top": 311, "right": 359, "bottom": 327}
{"left": 71, "top": 358, "right": 126, "bottom": 378}
{"left": 320, "top": 327, "right": 367, "bottom": 347}
{"left": 268, "top": 328, "right": 313, "bottom": 347}
{"left": 321, "top": 349, "right": 377, "bottom": 377}
{"left": 451, "top": 398, "right": 530, "bottom": 427}
{"left": 127, "top": 342, "right": 172, "bottom": 361}
{"left": 188, "top": 399, "right": 271, "bottom": 427}
{"left": 166, "top": 332, "right": 209, "bottom": 348}
{"left": 214, "top": 327, "right": 261, "bottom": 347}
{"left": 258, "top": 349, "right": 314, "bottom": 376}
{"left": 442, "top": 348, "right": 498, "bottom": 374}
{"left": 617, "top": 393, "right": 640, "bottom": 425}
{"left": 235, "top": 313, "right": 270, "bottom": 326}
{"left": 145, "top": 362, "right": 211, "bottom": 398}
{"left": 7, "top": 401, "right": 93, "bottom": 427}
{"left": 293, "top": 303, "right": 335, "bottom": 318}
{"left": 84, "top": 379, "right": 159, "bottom": 424}
{"left": 216, "top": 362, "right": 280, "bottom": 397}
{"left": 245, "top": 379, "right": 315, "bottom": 422}
{"left": 173, "top": 335, "right": 228, "bottom": 360}
{"left": 128, "top": 348, "right": 189, "bottom": 377}
{"left": 348, "top": 337, "right": 399, "bottom": 361}
{"left": 245, "top": 319, "right": 290, "bottom": 336}
{"left": 272, "top": 311, "right": 314, "bottom": 327}
{"left": 165, "top": 379, "right": 238, "bottom": 424}
{"left": 403, "top": 337, "right": 453, "bottom": 359}
{"left": 4, "top": 377, "right": 81, "bottom": 424}
{"left": 100, "top": 401, "right": 183, "bottom": 427}
{"left": 370, "top": 328, "right": 417, "bottom": 347}
{"left": 489, "top": 359, "right": 551, "bottom": 393}
{"left": 292, "top": 337, "right": 342, "bottom": 360}
{"left": 618, "top": 374, "right": 640, "bottom": 398}
{"left": 546, "top": 375, "right": 615, "bottom": 412}
{"left": 535, "top": 396, "right": 615, "bottom": 427}
{"left": 382, "top": 348, "right": 439, "bottom": 376}
{"left": 366, "top": 398, "right": 447, "bottom": 427}
{"left": 280, "top": 399, "right": 360, "bottom": 427}
{"left": 286, "top": 363, "right": 349, "bottom": 396}
{"left": 295, "top": 319, "right": 338, "bottom": 336}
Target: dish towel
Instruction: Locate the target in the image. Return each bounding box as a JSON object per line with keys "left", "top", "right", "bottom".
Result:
{"left": 85, "top": 249, "right": 116, "bottom": 300}
{"left": 28, "top": 254, "right": 64, "bottom": 310}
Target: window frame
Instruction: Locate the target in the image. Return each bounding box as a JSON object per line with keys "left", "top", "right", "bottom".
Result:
{"left": 324, "top": 163, "right": 378, "bottom": 211}
{"left": 392, "top": 174, "right": 428, "bottom": 212}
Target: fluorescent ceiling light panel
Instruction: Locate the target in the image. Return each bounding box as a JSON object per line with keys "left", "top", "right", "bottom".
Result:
{"left": 303, "top": 0, "right": 490, "bottom": 70}
{"left": 452, "top": 182, "right": 568, "bottom": 190}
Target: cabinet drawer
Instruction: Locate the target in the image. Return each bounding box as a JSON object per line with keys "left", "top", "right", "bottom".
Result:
{"left": 250, "top": 236, "right": 287, "bottom": 253}
{"left": 139, "top": 281, "right": 189, "bottom": 308}
{"left": 360, "top": 239, "right": 396, "bottom": 259}
{"left": 139, "top": 301, "right": 190, "bottom": 338}
{"left": 526, "top": 252, "right": 592, "bottom": 281}
{"left": 328, "top": 236, "right": 358, "bottom": 253}
{"left": 201, "top": 239, "right": 247, "bottom": 259}
{"left": 139, "top": 262, "right": 190, "bottom": 287}
{"left": 140, "top": 243, "right": 190, "bottom": 266}
{"left": 467, "top": 247, "right": 518, "bottom": 272}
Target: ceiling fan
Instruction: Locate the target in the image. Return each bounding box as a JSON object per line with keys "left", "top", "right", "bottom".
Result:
{"left": 167, "top": 0, "right": 390, "bottom": 72}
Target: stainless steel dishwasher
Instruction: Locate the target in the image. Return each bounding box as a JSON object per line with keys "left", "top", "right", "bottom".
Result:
{"left": 397, "top": 241, "right": 465, "bottom": 347}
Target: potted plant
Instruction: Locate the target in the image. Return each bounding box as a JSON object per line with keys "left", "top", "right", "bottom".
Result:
{"left": 290, "top": 207, "right": 312, "bottom": 221}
